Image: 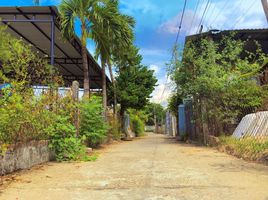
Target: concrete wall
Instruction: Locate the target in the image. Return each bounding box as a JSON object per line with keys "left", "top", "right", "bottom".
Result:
{"left": 0, "top": 140, "right": 54, "bottom": 175}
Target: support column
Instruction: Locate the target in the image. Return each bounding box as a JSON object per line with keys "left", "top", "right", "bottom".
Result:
{"left": 50, "top": 15, "right": 55, "bottom": 66}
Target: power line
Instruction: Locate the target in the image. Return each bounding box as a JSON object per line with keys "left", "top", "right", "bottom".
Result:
{"left": 208, "top": 0, "right": 230, "bottom": 28}
{"left": 204, "top": 0, "right": 217, "bottom": 30}
{"left": 159, "top": 0, "right": 188, "bottom": 104}
{"left": 196, "top": 0, "right": 211, "bottom": 33}
{"left": 188, "top": 0, "right": 201, "bottom": 35}
{"left": 220, "top": 0, "right": 244, "bottom": 29}
{"left": 201, "top": 0, "right": 213, "bottom": 31}
{"left": 175, "top": 0, "right": 188, "bottom": 45}
{"left": 231, "top": 0, "right": 257, "bottom": 29}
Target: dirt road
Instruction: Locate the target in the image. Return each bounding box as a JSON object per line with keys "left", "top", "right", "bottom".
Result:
{"left": 1, "top": 133, "right": 268, "bottom": 200}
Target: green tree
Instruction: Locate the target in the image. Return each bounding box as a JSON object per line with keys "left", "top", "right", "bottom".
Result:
{"left": 144, "top": 103, "right": 165, "bottom": 126}
{"left": 92, "top": 0, "right": 134, "bottom": 116}
{"left": 167, "top": 93, "right": 183, "bottom": 117}
{"left": 59, "top": 0, "right": 107, "bottom": 98}
{"left": 116, "top": 60, "right": 157, "bottom": 124}
{"left": 171, "top": 33, "right": 266, "bottom": 136}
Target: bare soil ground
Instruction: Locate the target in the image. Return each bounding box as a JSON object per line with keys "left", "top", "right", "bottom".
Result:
{"left": 1, "top": 133, "right": 268, "bottom": 200}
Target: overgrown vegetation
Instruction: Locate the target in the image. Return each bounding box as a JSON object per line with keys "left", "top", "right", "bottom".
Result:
{"left": 129, "top": 109, "right": 147, "bottom": 137}
{"left": 218, "top": 136, "right": 268, "bottom": 162}
{"left": 169, "top": 33, "right": 268, "bottom": 137}
{"left": 79, "top": 97, "right": 108, "bottom": 147}
{"left": 113, "top": 45, "right": 157, "bottom": 137}
{"left": 0, "top": 26, "right": 106, "bottom": 161}
{"left": 144, "top": 103, "right": 165, "bottom": 126}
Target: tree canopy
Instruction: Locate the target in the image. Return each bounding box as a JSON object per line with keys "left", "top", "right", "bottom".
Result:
{"left": 169, "top": 33, "right": 267, "bottom": 135}
{"left": 116, "top": 63, "right": 157, "bottom": 113}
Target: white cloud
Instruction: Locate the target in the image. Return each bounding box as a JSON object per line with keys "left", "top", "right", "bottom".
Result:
{"left": 158, "top": 10, "right": 195, "bottom": 35}
{"left": 150, "top": 74, "right": 174, "bottom": 107}
{"left": 140, "top": 48, "right": 168, "bottom": 57}
{"left": 149, "top": 64, "right": 160, "bottom": 75}
{"left": 158, "top": 0, "right": 267, "bottom": 36}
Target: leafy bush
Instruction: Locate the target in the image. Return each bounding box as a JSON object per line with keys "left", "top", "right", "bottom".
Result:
{"left": 79, "top": 96, "right": 108, "bottom": 147}
{"left": 128, "top": 110, "right": 145, "bottom": 137}
{"left": 0, "top": 25, "right": 104, "bottom": 161}
{"left": 108, "top": 117, "right": 122, "bottom": 140}
{"left": 0, "top": 26, "right": 60, "bottom": 89}
{"left": 170, "top": 33, "right": 267, "bottom": 136}
{"left": 0, "top": 88, "right": 52, "bottom": 144}
{"left": 46, "top": 115, "right": 89, "bottom": 161}
{"left": 131, "top": 115, "right": 145, "bottom": 137}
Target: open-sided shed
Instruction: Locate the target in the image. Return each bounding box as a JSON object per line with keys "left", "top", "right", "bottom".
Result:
{"left": 0, "top": 6, "right": 109, "bottom": 89}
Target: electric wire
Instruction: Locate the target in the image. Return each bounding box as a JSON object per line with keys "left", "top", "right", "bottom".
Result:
{"left": 204, "top": 0, "right": 217, "bottom": 30}
{"left": 220, "top": 0, "right": 244, "bottom": 29}
{"left": 196, "top": 0, "right": 211, "bottom": 33}
{"left": 159, "top": 0, "right": 188, "bottom": 104}
{"left": 187, "top": 0, "right": 201, "bottom": 35}
{"left": 201, "top": 0, "right": 213, "bottom": 31}
{"left": 208, "top": 0, "right": 230, "bottom": 28}
{"left": 231, "top": 0, "right": 257, "bottom": 29}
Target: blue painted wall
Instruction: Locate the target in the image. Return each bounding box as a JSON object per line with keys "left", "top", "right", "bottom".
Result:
{"left": 179, "top": 104, "right": 186, "bottom": 137}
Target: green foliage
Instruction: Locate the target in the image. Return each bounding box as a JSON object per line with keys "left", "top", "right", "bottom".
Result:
{"left": 219, "top": 136, "right": 268, "bottom": 160}
{"left": 46, "top": 115, "right": 86, "bottom": 161}
{"left": 116, "top": 64, "right": 157, "bottom": 112}
{"left": 108, "top": 117, "right": 122, "bottom": 140}
{"left": 79, "top": 96, "right": 108, "bottom": 147}
{"left": 129, "top": 110, "right": 146, "bottom": 137}
{"left": 130, "top": 116, "right": 145, "bottom": 137}
{"left": 170, "top": 33, "right": 267, "bottom": 134}
{"left": 167, "top": 93, "right": 183, "bottom": 117}
{"left": 0, "top": 89, "right": 51, "bottom": 144}
{"left": 144, "top": 103, "right": 165, "bottom": 126}
{"left": 0, "top": 25, "right": 95, "bottom": 161}
{"left": 0, "top": 26, "right": 60, "bottom": 89}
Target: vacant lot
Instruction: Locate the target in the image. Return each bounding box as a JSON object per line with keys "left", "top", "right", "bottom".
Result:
{"left": 1, "top": 134, "right": 268, "bottom": 200}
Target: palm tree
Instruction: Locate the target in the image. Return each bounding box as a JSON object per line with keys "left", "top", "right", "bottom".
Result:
{"left": 60, "top": 0, "right": 106, "bottom": 98}
{"left": 108, "top": 14, "right": 135, "bottom": 116}
{"left": 92, "top": 0, "right": 135, "bottom": 116}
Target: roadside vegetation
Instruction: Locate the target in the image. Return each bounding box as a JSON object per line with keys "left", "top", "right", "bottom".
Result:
{"left": 218, "top": 136, "right": 268, "bottom": 163}
{"left": 0, "top": 26, "right": 108, "bottom": 161}
{"left": 0, "top": 0, "right": 157, "bottom": 161}
{"left": 168, "top": 33, "right": 268, "bottom": 163}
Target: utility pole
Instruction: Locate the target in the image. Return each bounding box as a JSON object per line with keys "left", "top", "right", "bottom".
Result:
{"left": 262, "top": 0, "right": 268, "bottom": 23}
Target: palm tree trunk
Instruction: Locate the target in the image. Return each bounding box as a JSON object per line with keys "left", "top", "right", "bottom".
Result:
{"left": 101, "top": 59, "right": 107, "bottom": 119}
{"left": 108, "top": 61, "right": 117, "bottom": 117}
{"left": 81, "top": 26, "right": 90, "bottom": 98}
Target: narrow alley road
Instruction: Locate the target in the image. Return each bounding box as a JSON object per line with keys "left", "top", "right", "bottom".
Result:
{"left": 1, "top": 134, "right": 268, "bottom": 200}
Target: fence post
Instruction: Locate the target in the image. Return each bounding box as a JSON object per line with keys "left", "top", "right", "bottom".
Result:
{"left": 201, "top": 98, "right": 209, "bottom": 145}
{"left": 71, "top": 81, "right": 80, "bottom": 137}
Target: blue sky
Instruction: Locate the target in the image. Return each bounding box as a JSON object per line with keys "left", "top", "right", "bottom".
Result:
{"left": 0, "top": 0, "right": 267, "bottom": 106}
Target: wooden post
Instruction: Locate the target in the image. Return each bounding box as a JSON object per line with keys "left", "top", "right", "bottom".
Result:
{"left": 71, "top": 81, "right": 80, "bottom": 136}
{"left": 201, "top": 98, "right": 209, "bottom": 145}
{"left": 262, "top": 0, "right": 268, "bottom": 23}
{"left": 154, "top": 106, "right": 157, "bottom": 133}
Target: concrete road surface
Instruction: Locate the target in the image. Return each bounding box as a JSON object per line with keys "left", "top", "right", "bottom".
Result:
{"left": 1, "top": 133, "right": 268, "bottom": 200}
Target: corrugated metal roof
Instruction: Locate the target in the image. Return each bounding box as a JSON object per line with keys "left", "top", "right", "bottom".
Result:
{"left": 0, "top": 6, "right": 110, "bottom": 89}
{"left": 233, "top": 111, "right": 268, "bottom": 138}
